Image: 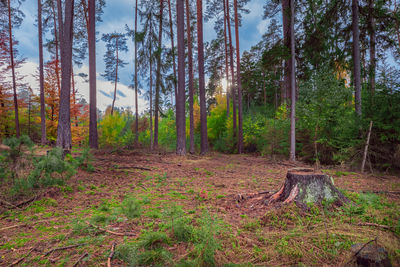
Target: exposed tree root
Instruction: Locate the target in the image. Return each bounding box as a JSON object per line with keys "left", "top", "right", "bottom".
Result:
{"left": 107, "top": 242, "right": 116, "bottom": 267}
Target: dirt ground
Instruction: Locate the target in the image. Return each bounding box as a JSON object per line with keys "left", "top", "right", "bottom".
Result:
{"left": 1, "top": 150, "right": 399, "bottom": 266}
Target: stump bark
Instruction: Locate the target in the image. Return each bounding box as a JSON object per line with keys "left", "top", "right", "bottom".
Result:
{"left": 266, "top": 168, "right": 349, "bottom": 208}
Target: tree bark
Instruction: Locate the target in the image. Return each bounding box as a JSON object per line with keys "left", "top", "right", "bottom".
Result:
{"left": 197, "top": 0, "right": 208, "bottom": 155}
{"left": 134, "top": 0, "right": 139, "bottom": 144}
{"left": 167, "top": 0, "right": 177, "bottom": 104}
{"left": 149, "top": 39, "right": 153, "bottom": 150}
{"left": 176, "top": 0, "right": 186, "bottom": 155}
{"left": 226, "top": 0, "right": 236, "bottom": 138}
{"left": 154, "top": 0, "right": 164, "bottom": 149}
{"left": 289, "top": 0, "right": 296, "bottom": 162}
{"left": 223, "top": 0, "right": 230, "bottom": 117}
{"left": 7, "top": 0, "right": 20, "bottom": 138}
{"left": 281, "top": 0, "right": 290, "bottom": 102}
{"left": 51, "top": 3, "right": 61, "bottom": 96}
{"left": 186, "top": 0, "right": 195, "bottom": 154}
{"left": 233, "top": 0, "right": 243, "bottom": 154}
{"left": 56, "top": 0, "right": 75, "bottom": 150}
{"left": 368, "top": 0, "right": 376, "bottom": 99}
{"left": 71, "top": 67, "right": 78, "bottom": 127}
{"left": 88, "top": 0, "right": 98, "bottom": 148}
{"left": 111, "top": 38, "right": 119, "bottom": 115}
{"left": 38, "top": 0, "right": 47, "bottom": 144}
{"left": 267, "top": 168, "right": 349, "bottom": 208}
{"left": 352, "top": 0, "right": 362, "bottom": 117}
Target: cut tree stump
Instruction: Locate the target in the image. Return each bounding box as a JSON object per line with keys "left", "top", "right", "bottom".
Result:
{"left": 266, "top": 168, "right": 349, "bottom": 208}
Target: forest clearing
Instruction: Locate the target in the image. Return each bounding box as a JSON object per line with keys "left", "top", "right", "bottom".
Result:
{"left": 1, "top": 0, "right": 400, "bottom": 266}
{"left": 0, "top": 148, "right": 399, "bottom": 266}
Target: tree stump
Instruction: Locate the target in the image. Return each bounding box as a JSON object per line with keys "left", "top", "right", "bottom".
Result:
{"left": 266, "top": 168, "right": 349, "bottom": 208}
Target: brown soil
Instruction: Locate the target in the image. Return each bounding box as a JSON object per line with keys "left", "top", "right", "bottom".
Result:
{"left": 0, "top": 150, "right": 399, "bottom": 266}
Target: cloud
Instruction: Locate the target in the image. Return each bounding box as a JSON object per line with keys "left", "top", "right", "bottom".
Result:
{"left": 257, "top": 20, "right": 268, "bottom": 35}
{"left": 17, "top": 61, "right": 148, "bottom": 114}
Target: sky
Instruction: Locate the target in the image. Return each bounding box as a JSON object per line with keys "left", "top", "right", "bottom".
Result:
{"left": 13, "top": 0, "right": 268, "bottom": 113}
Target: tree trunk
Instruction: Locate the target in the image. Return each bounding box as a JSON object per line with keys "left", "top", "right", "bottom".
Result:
{"left": 88, "top": 0, "right": 98, "bottom": 148}
{"left": 149, "top": 41, "right": 153, "bottom": 150}
{"left": 281, "top": 0, "right": 290, "bottom": 102}
{"left": 223, "top": 0, "right": 230, "bottom": 118}
{"left": 233, "top": 0, "right": 243, "bottom": 154}
{"left": 197, "top": 0, "right": 208, "bottom": 155}
{"left": 226, "top": 0, "right": 236, "bottom": 138}
{"left": 7, "top": 0, "right": 20, "bottom": 138}
{"left": 38, "top": 0, "right": 47, "bottom": 145}
{"left": 51, "top": 3, "right": 61, "bottom": 95}
{"left": 289, "top": 0, "right": 296, "bottom": 162}
{"left": 154, "top": 0, "right": 164, "bottom": 149}
{"left": 71, "top": 68, "right": 78, "bottom": 127}
{"left": 168, "top": 0, "right": 177, "bottom": 104}
{"left": 186, "top": 0, "right": 195, "bottom": 154}
{"left": 56, "top": 0, "right": 74, "bottom": 150}
{"left": 352, "top": 0, "right": 362, "bottom": 117}
{"left": 111, "top": 38, "right": 119, "bottom": 115}
{"left": 266, "top": 168, "right": 349, "bottom": 208}
{"left": 134, "top": 0, "right": 139, "bottom": 144}
{"left": 368, "top": 0, "right": 376, "bottom": 99}
{"left": 176, "top": 0, "right": 186, "bottom": 156}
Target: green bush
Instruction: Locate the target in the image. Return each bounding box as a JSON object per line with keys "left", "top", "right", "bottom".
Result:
{"left": 99, "top": 112, "right": 134, "bottom": 148}
{"left": 297, "top": 70, "right": 358, "bottom": 164}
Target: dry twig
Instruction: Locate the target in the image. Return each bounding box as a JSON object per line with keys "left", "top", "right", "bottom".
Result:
{"left": 44, "top": 244, "right": 87, "bottom": 257}
{"left": 72, "top": 252, "right": 89, "bottom": 267}
{"left": 8, "top": 246, "right": 36, "bottom": 267}
{"left": 107, "top": 243, "right": 116, "bottom": 267}
{"left": 85, "top": 221, "right": 136, "bottom": 236}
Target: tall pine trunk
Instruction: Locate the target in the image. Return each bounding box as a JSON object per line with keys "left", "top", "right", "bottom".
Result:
{"left": 223, "top": 0, "right": 230, "bottom": 117}
{"left": 149, "top": 40, "right": 153, "bottom": 150}
{"left": 154, "top": 0, "right": 164, "bottom": 149}
{"left": 176, "top": 0, "right": 186, "bottom": 155}
{"left": 186, "top": 0, "right": 195, "bottom": 154}
{"left": 89, "top": 0, "right": 98, "bottom": 148}
{"left": 56, "top": 0, "right": 75, "bottom": 149}
{"left": 197, "top": 0, "right": 208, "bottom": 155}
{"left": 352, "top": 0, "right": 362, "bottom": 117}
{"left": 134, "top": 0, "right": 139, "bottom": 144}
{"left": 281, "top": 0, "right": 290, "bottom": 102}
{"left": 167, "top": 0, "right": 177, "bottom": 103}
{"left": 51, "top": 3, "right": 61, "bottom": 95}
{"left": 289, "top": 0, "right": 296, "bottom": 162}
{"left": 368, "top": 0, "right": 376, "bottom": 99}
{"left": 111, "top": 38, "right": 119, "bottom": 115}
{"left": 226, "top": 0, "right": 236, "bottom": 138}
{"left": 233, "top": 0, "right": 243, "bottom": 153}
{"left": 7, "top": 0, "right": 20, "bottom": 137}
{"left": 38, "top": 0, "right": 47, "bottom": 144}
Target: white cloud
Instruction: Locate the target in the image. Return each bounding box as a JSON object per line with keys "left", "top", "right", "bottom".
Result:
{"left": 257, "top": 20, "right": 268, "bottom": 35}
{"left": 18, "top": 61, "right": 148, "bottom": 114}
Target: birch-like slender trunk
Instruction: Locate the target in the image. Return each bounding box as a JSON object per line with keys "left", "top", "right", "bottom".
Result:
{"left": 186, "top": 0, "right": 195, "bottom": 154}
{"left": 7, "top": 0, "right": 20, "bottom": 137}
{"left": 38, "top": 0, "right": 47, "bottom": 144}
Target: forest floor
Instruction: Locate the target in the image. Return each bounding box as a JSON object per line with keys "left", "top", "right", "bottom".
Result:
{"left": 0, "top": 149, "right": 399, "bottom": 266}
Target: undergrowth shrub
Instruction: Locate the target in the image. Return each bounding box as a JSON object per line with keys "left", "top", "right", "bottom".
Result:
{"left": 99, "top": 111, "right": 134, "bottom": 149}
{"left": 297, "top": 70, "right": 358, "bottom": 164}
{"left": 120, "top": 196, "right": 142, "bottom": 219}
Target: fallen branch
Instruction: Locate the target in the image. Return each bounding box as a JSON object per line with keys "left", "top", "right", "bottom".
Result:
{"left": 115, "top": 166, "right": 151, "bottom": 171}
{"left": 72, "top": 252, "right": 89, "bottom": 267}
{"left": 107, "top": 243, "right": 116, "bottom": 267}
{"left": 0, "top": 224, "right": 27, "bottom": 231}
{"left": 85, "top": 221, "right": 136, "bottom": 236}
{"left": 8, "top": 246, "right": 36, "bottom": 267}
{"left": 357, "top": 222, "right": 391, "bottom": 230}
{"left": 15, "top": 196, "right": 38, "bottom": 208}
{"left": 0, "top": 199, "right": 20, "bottom": 209}
{"left": 44, "top": 244, "right": 87, "bottom": 257}
{"left": 353, "top": 237, "right": 377, "bottom": 257}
